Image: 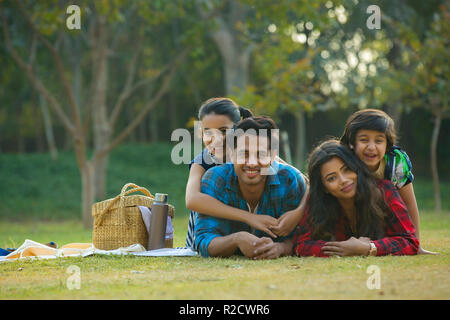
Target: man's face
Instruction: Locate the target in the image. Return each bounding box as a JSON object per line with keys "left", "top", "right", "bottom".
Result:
{"left": 232, "top": 134, "right": 274, "bottom": 186}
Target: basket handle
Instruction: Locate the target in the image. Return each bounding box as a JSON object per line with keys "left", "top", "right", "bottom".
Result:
{"left": 120, "top": 183, "right": 154, "bottom": 198}
{"left": 94, "top": 183, "right": 153, "bottom": 227}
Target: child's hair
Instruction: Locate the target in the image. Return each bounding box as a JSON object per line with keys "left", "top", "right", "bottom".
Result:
{"left": 228, "top": 116, "right": 279, "bottom": 150}
{"left": 340, "top": 109, "right": 397, "bottom": 150}
{"left": 198, "top": 97, "right": 253, "bottom": 123}
{"left": 307, "top": 139, "right": 387, "bottom": 240}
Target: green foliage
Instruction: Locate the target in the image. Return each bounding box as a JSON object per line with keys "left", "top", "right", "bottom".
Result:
{"left": 0, "top": 0, "right": 449, "bottom": 174}
{"left": 375, "top": 2, "right": 449, "bottom": 114}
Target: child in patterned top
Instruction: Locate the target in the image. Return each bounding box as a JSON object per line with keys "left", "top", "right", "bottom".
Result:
{"left": 340, "top": 108, "right": 436, "bottom": 255}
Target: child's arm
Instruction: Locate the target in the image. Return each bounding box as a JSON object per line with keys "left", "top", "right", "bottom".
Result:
{"left": 271, "top": 184, "right": 309, "bottom": 236}
{"left": 271, "top": 155, "right": 310, "bottom": 236}
{"left": 398, "top": 183, "right": 438, "bottom": 254}
{"left": 398, "top": 183, "right": 420, "bottom": 239}
{"left": 186, "top": 164, "right": 278, "bottom": 238}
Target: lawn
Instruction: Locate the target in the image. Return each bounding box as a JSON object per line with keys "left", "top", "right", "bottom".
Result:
{"left": 0, "top": 211, "right": 449, "bottom": 300}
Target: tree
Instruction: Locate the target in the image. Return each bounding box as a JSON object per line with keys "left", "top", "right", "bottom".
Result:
{"left": 368, "top": 1, "right": 448, "bottom": 211}
{"left": 231, "top": 0, "right": 345, "bottom": 168}
{"left": 196, "top": 0, "right": 254, "bottom": 95}
{"left": 1, "top": 1, "right": 189, "bottom": 227}
{"left": 405, "top": 4, "right": 449, "bottom": 211}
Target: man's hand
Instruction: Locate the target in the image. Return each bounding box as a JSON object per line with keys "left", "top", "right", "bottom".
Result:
{"left": 321, "top": 236, "right": 371, "bottom": 257}
{"left": 234, "top": 231, "right": 261, "bottom": 259}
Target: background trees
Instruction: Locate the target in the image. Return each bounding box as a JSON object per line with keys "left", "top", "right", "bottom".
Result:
{"left": 1, "top": 0, "right": 448, "bottom": 225}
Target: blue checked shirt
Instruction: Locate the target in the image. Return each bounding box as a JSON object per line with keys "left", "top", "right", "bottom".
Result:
{"left": 194, "top": 161, "right": 306, "bottom": 257}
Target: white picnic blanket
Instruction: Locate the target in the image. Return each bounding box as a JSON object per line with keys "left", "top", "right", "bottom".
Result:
{"left": 0, "top": 239, "right": 197, "bottom": 262}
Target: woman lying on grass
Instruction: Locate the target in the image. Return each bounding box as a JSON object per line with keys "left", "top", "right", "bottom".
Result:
{"left": 293, "top": 139, "right": 419, "bottom": 257}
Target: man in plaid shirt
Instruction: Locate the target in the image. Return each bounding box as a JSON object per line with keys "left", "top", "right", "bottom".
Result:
{"left": 293, "top": 180, "right": 419, "bottom": 257}
{"left": 194, "top": 117, "right": 306, "bottom": 258}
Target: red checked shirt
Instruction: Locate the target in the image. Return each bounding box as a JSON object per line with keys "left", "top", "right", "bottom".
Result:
{"left": 293, "top": 179, "right": 419, "bottom": 257}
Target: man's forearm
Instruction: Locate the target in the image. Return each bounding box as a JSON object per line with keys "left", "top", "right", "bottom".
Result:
{"left": 207, "top": 233, "right": 240, "bottom": 257}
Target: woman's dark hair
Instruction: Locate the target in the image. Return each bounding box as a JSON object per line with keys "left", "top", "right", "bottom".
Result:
{"left": 307, "top": 139, "right": 388, "bottom": 240}
{"left": 198, "top": 97, "right": 253, "bottom": 123}
{"left": 340, "top": 109, "right": 397, "bottom": 150}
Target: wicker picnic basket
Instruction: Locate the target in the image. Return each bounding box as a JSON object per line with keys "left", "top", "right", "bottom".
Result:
{"left": 92, "top": 183, "right": 175, "bottom": 250}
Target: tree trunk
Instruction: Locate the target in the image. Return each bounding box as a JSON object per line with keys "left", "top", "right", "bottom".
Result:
{"left": 91, "top": 16, "right": 111, "bottom": 200}
{"left": 80, "top": 161, "right": 95, "bottom": 228}
{"left": 198, "top": 0, "right": 253, "bottom": 95}
{"left": 280, "top": 131, "right": 292, "bottom": 164}
{"left": 34, "top": 106, "right": 45, "bottom": 153}
{"left": 169, "top": 94, "right": 177, "bottom": 131}
{"left": 39, "top": 94, "right": 58, "bottom": 160}
{"left": 223, "top": 49, "right": 251, "bottom": 95}
{"left": 430, "top": 109, "right": 441, "bottom": 212}
{"left": 295, "top": 110, "right": 306, "bottom": 170}
{"left": 150, "top": 110, "right": 159, "bottom": 142}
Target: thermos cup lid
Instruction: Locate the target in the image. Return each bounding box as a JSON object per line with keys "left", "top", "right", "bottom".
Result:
{"left": 155, "top": 193, "right": 168, "bottom": 203}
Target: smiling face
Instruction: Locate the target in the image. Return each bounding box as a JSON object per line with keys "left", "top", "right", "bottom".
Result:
{"left": 321, "top": 156, "right": 358, "bottom": 201}
{"left": 233, "top": 134, "right": 274, "bottom": 186}
{"left": 201, "top": 113, "right": 235, "bottom": 162}
{"left": 353, "top": 129, "right": 387, "bottom": 172}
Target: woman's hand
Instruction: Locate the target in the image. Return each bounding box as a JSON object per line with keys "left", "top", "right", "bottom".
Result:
{"left": 271, "top": 210, "right": 300, "bottom": 237}
{"left": 321, "top": 236, "right": 371, "bottom": 257}
{"left": 252, "top": 237, "right": 289, "bottom": 260}
{"left": 358, "top": 236, "right": 371, "bottom": 244}
{"left": 244, "top": 214, "right": 278, "bottom": 238}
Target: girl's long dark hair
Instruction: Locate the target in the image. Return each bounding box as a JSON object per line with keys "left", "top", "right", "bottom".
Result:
{"left": 307, "top": 139, "right": 388, "bottom": 240}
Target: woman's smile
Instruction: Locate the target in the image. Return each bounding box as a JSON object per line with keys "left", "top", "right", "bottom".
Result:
{"left": 341, "top": 182, "right": 355, "bottom": 193}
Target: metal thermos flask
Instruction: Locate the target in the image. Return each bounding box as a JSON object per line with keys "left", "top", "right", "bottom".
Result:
{"left": 147, "top": 193, "right": 168, "bottom": 250}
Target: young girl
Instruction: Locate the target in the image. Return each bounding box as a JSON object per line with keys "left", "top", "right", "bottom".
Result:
{"left": 293, "top": 139, "right": 419, "bottom": 257}
{"left": 185, "top": 98, "right": 278, "bottom": 249}
{"left": 340, "top": 108, "right": 434, "bottom": 254}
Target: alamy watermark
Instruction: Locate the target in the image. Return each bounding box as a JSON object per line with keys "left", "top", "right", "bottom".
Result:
{"left": 66, "top": 5, "right": 81, "bottom": 30}
{"left": 366, "top": 265, "right": 381, "bottom": 290}
{"left": 66, "top": 265, "right": 81, "bottom": 290}
{"left": 366, "top": 5, "right": 381, "bottom": 30}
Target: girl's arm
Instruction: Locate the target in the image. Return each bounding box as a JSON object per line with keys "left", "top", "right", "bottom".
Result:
{"left": 271, "top": 184, "right": 309, "bottom": 236}
{"left": 186, "top": 164, "right": 278, "bottom": 238}
{"left": 271, "top": 155, "right": 310, "bottom": 236}
{"left": 398, "top": 183, "right": 420, "bottom": 240}
{"left": 398, "top": 183, "right": 437, "bottom": 254}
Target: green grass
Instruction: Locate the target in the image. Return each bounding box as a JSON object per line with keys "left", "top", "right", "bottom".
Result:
{"left": 0, "top": 212, "right": 449, "bottom": 299}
